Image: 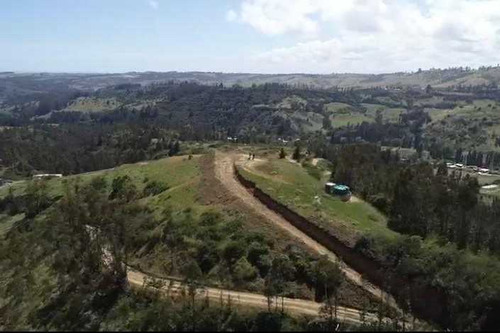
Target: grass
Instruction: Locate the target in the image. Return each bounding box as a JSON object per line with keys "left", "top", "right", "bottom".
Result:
{"left": 324, "top": 102, "right": 403, "bottom": 128}
{"left": 0, "top": 156, "right": 205, "bottom": 235}
{"left": 63, "top": 97, "right": 121, "bottom": 112}
{"left": 330, "top": 114, "right": 373, "bottom": 128}
{"left": 238, "top": 157, "right": 397, "bottom": 240}
{"left": 426, "top": 108, "right": 453, "bottom": 122}
{"left": 277, "top": 95, "right": 307, "bottom": 110}
{"left": 428, "top": 99, "right": 500, "bottom": 123}
{"left": 424, "top": 99, "right": 500, "bottom": 151}
{"left": 0, "top": 213, "right": 25, "bottom": 236}
{"left": 323, "top": 102, "right": 373, "bottom": 128}
{"left": 0, "top": 151, "right": 382, "bottom": 312}
{"left": 0, "top": 155, "right": 203, "bottom": 213}
{"left": 362, "top": 103, "right": 405, "bottom": 123}
{"left": 414, "top": 96, "right": 445, "bottom": 106}
{"left": 324, "top": 102, "right": 353, "bottom": 113}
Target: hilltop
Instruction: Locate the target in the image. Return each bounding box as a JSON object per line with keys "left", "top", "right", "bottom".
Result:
{"left": 2, "top": 66, "right": 500, "bottom": 100}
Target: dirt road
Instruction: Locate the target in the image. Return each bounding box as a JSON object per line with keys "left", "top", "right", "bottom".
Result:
{"left": 214, "top": 152, "right": 400, "bottom": 312}
{"left": 127, "top": 269, "right": 384, "bottom": 325}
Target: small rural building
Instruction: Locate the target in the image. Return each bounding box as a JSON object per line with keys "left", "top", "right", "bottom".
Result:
{"left": 33, "top": 174, "right": 63, "bottom": 180}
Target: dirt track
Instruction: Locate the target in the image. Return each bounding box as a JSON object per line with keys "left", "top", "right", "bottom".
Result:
{"left": 214, "top": 152, "right": 401, "bottom": 312}
{"left": 127, "top": 269, "right": 385, "bottom": 325}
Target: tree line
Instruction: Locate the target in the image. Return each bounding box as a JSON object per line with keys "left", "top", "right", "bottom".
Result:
{"left": 0, "top": 123, "right": 180, "bottom": 176}
{"left": 306, "top": 142, "right": 500, "bottom": 330}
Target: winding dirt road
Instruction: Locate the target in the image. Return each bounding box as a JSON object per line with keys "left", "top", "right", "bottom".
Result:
{"left": 214, "top": 152, "right": 400, "bottom": 312}
{"left": 127, "top": 269, "right": 385, "bottom": 325}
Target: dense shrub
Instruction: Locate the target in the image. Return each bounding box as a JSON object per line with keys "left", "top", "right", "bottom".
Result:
{"left": 143, "top": 180, "right": 169, "bottom": 196}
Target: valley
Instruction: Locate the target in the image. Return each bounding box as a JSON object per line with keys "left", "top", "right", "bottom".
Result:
{"left": 2, "top": 72, "right": 500, "bottom": 331}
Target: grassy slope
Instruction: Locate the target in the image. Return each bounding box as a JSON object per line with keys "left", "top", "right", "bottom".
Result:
{"left": 0, "top": 156, "right": 204, "bottom": 237}
{"left": 426, "top": 99, "right": 500, "bottom": 151}
{"left": 0, "top": 213, "right": 24, "bottom": 236}
{"left": 0, "top": 152, "right": 381, "bottom": 311}
{"left": 363, "top": 104, "right": 404, "bottom": 123}
{"left": 238, "top": 156, "right": 396, "bottom": 241}
{"left": 324, "top": 102, "right": 372, "bottom": 128}
{"left": 324, "top": 102, "right": 404, "bottom": 129}
{"left": 63, "top": 97, "right": 121, "bottom": 112}
{"left": 1, "top": 156, "right": 200, "bottom": 205}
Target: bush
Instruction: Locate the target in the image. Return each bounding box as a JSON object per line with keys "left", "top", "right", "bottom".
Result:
{"left": 110, "top": 175, "right": 138, "bottom": 201}
{"left": 247, "top": 241, "right": 270, "bottom": 268}
{"left": 233, "top": 257, "right": 258, "bottom": 283}
{"left": 222, "top": 240, "right": 246, "bottom": 265}
{"left": 279, "top": 148, "right": 286, "bottom": 159}
{"left": 142, "top": 181, "right": 169, "bottom": 196}
{"left": 368, "top": 193, "right": 391, "bottom": 214}
{"left": 292, "top": 145, "right": 301, "bottom": 161}
{"left": 305, "top": 166, "right": 322, "bottom": 180}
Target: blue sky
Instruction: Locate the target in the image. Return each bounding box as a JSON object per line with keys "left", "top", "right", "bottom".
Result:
{"left": 1, "top": 0, "right": 499, "bottom": 74}
{"left": 1, "top": 0, "right": 261, "bottom": 72}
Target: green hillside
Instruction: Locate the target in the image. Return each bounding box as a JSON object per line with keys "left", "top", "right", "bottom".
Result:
{"left": 0, "top": 152, "right": 381, "bottom": 330}
{"left": 237, "top": 156, "right": 394, "bottom": 242}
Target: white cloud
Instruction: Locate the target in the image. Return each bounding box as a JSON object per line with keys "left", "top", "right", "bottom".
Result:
{"left": 149, "top": 0, "right": 159, "bottom": 10}
{"left": 228, "top": 0, "right": 500, "bottom": 73}
{"left": 237, "top": 0, "right": 320, "bottom": 36}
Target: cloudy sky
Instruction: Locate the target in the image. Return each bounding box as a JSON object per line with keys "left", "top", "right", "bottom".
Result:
{"left": 1, "top": 0, "right": 499, "bottom": 73}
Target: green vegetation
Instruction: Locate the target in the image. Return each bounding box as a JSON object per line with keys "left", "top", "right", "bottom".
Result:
{"left": 3, "top": 71, "right": 500, "bottom": 330}
{"left": 0, "top": 124, "right": 182, "bottom": 176}
{"left": 0, "top": 154, "right": 383, "bottom": 330}
{"left": 323, "top": 102, "right": 404, "bottom": 129}
{"left": 238, "top": 156, "right": 392, "bottom": 240}
{"left": 426, "top": 100, "right": 500, "bottom": 151}
{"left": 1, "top": 155, "right": 201, "bottom": 210}
{"left": 0, "top": 212, "right": 24, "bottom": 235}
{"left": 239, "top": 144, "right": 500, "bottom": 330}
{"left": 63, "top": 97, "right": 121, "bottom": 112}
{"left": 325, "top": 102, "right": 372, "bottom": 128}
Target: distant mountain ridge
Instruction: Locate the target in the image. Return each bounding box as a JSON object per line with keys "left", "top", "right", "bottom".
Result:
{"left": 2, "top": 66, "right": 500, "bottom": 96}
